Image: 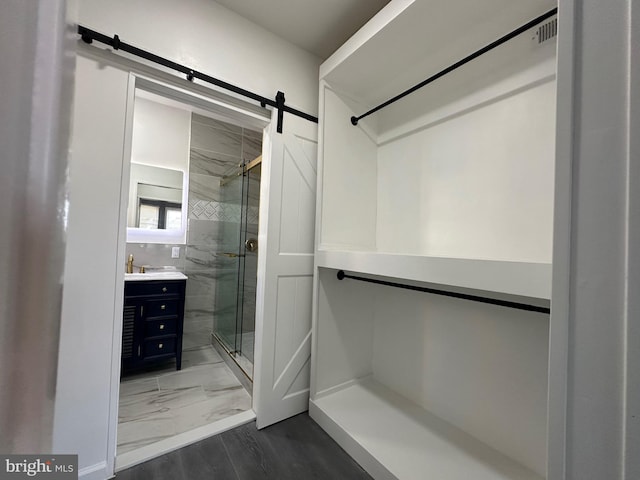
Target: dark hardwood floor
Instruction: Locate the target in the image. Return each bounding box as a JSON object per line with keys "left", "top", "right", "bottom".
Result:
{"left": 115, "top": 413, "right": 372, "bottom": 480}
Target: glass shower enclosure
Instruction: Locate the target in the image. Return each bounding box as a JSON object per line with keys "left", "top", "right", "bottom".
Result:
{"left": 212, "top": 158, "right": 261, "bottom": 380}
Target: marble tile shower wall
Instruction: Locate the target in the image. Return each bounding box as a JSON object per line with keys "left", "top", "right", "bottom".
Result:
{"left": 184, "top": 113, "right": 262, "bottom": 351}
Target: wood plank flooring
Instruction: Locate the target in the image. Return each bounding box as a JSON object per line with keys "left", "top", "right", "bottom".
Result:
{"left": 116, "top": 413, "right": 372, "bottom": 480}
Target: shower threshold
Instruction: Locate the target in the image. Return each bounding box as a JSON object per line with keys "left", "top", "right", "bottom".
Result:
{"left": 211, "top": 333, "right": 254, "bottom": 392}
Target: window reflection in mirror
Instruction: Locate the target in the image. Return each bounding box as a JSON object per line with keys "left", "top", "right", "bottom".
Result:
{"left": 128, "top": 163, "right": 183, "bottom": 230}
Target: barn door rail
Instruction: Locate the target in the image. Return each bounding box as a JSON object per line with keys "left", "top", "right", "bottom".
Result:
{"left": 349, "top": 8, "right": 558, "bottom": 126}
{"left": 336, "top": 270, "right": 550, "bottom": 314}
{"left": 77, "top": 25, "right": 318, "bottom": 134}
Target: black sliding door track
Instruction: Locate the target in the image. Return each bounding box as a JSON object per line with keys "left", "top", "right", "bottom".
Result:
{"left": 77, "top": 25, "right": 318, "bottom": 134}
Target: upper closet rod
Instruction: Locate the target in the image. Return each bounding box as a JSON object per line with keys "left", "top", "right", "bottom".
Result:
{"left": 350, "top": 7, "right": 558, "bottom": 126}
{"left": 77, "top": 25, "right": 318, "bottom": 134}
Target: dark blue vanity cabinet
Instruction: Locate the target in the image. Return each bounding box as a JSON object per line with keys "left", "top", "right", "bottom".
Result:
{"left": 122, "top": 279, "right": 186, "bottom": 373}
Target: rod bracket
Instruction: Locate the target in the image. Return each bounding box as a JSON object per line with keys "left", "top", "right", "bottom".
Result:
{"left": 337, "top": 270, "right": 346, "bottom": 280}
{"left": 187, "top": 70, "right": 195, "bottom": 82}
{"left": 350, "top": 116, "right": 359, "bottom": 126}
{"left": 111, "top": 34, "right": 121, "bottom": 50}
{"left": 275, "top": 91, "right": 285, "bottom": 134}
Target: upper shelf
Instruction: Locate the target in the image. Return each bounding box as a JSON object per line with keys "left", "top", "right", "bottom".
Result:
{"left": 320, "top": 0, "right": 557, "bottom": 108}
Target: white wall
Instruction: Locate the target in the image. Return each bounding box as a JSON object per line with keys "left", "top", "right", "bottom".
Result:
{"left": 78, "top": 0, "right": 321, "bottom": 116}
{"left": 130, "top": 96, "right": 191, "bottom": 170}
{"left": 127, "top": 96, "right": 191, "bottom": 228}
{"left": 54, "top": 56, "right": 130, "bottom": 479}
{"left": 377, "top": 78, "right": 556, "bottom": 262}
{"left": 55, "top": 2, "right": 320, "bottom": 478}
{"left": 319, "top": 86, "right": 378, "bottom": 251}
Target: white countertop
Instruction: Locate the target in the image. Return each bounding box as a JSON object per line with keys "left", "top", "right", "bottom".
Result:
{"left": 124, "top": 271, "right": 188, "bottom": 281}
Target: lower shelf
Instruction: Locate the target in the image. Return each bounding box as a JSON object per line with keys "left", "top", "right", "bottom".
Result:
{"left": 310, "top": 378, "right": 544, "bottom": 480}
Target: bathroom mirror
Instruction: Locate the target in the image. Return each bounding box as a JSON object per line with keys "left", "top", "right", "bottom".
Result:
{"left": 126, "top": 89, "right": 190, "bottom": 244}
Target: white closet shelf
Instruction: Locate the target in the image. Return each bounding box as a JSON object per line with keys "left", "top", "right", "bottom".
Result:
{"left": 316, "top": 249, "right": 551, "bottom": 301}
{"left": 310, "top": 377, "right": 544, "bottom": 480}
{"left": 320, "top": 0, "right": 557, "bottom": 107}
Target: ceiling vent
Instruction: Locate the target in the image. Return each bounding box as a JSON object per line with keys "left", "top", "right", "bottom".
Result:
{"left": 535, "top": 17, "right": 558, "bottom": 44}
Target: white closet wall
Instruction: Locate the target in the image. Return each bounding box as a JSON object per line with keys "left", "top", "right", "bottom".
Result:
{"left": 310, "top": 0, "right": 557, "bottom": 479}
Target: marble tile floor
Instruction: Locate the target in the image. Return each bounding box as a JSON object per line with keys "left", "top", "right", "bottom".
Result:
{"left": 118, "top": 345, "right": 252, "bottom": 455}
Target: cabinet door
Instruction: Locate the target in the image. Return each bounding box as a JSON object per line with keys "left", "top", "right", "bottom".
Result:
{"left": 122, "top": 298, "right": 143, "bottom": 365}
{"left": 253, "top": 114, "right": 318, "bottom": 428}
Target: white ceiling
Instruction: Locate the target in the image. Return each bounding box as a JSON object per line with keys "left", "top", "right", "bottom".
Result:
{"left": 213, "top": 0, "right": 391, "bottom": 59}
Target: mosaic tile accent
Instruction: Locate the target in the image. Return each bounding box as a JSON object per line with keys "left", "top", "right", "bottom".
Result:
{"left": 189, "top": 200, "right": 244, "bottom": 222}
{"left": 246, "top": 206, "right": 260, "bottom": 225}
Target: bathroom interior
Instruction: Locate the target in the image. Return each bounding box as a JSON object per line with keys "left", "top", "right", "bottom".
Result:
{"left": 117, "top": 87, "right": 263, "bottom": 455}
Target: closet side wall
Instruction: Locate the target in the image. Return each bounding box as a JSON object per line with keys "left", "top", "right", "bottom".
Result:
{"left": 320, "top": 88, "right": 378, "bottom": 251}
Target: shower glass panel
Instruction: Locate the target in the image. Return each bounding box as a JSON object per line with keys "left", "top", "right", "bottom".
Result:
{"left": 213, "top": 157, "right": 260, "bottom": 379}
{"left": 214, "top": 173, "right": 244, "bottom": 354}
{"left": 239, "top": 163, "right": 261, "bottom": 367}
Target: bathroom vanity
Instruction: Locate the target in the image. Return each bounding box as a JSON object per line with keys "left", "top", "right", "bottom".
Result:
{"left": 122, "top": 272, "right": 187, "bottom": 373}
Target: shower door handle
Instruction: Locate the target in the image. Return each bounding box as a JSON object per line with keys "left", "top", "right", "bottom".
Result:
{"left": 245, "top": 238, "right": 258, "bottom": 252}
{"left": 221, "top": 252, "right": 245, "bottom": 258}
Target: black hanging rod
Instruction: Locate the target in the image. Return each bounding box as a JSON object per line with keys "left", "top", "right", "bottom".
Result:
{"left": 336, "top": 270, "right": 550, "bottom": 314}
{"left": 350, "top": 8, "right": 558, "bottom": 126}
{"left": 77, "top": 25, "right": 318, "bottom": 133}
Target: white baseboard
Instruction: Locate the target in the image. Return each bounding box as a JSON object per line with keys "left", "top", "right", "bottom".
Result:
{"left": 79, "top": 461, "right": 109, "bottom": 480}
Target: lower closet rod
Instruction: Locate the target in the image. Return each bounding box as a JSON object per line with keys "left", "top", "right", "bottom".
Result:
{"left": 336, "top": 270, "right": 550, "bottom": 314}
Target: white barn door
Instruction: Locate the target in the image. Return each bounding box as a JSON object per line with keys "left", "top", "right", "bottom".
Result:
{"left": 253, "top": 113, "right": 318, "bottom": 428}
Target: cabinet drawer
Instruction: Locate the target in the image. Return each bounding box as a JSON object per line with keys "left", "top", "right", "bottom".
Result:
{"left": 144, "top": 336, "right": 176, "bottom": 357}
{"left": 125, "top": 280, "right": 184, "bottom": 297}
{"left": 145, "top": 317, "right": 177, "bottom": 337}
{"left": 145, "top": 299, "right": 179, "bottom": 317}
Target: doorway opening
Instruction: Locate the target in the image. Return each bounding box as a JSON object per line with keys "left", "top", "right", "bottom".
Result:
{"left": 116, "top": 81, "right": 266, "bottom": 465}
